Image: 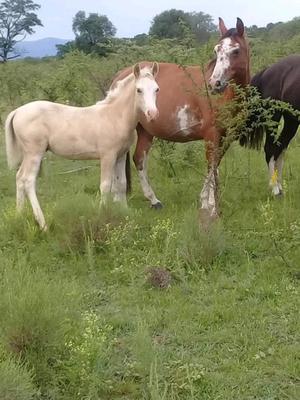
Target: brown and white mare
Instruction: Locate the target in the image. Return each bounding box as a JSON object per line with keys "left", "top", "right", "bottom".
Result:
{"left": 5, "top": 63, "right": 160, "bottom": 231}
{"left": 113, "top": 18, "right": 250, "bottom": 219}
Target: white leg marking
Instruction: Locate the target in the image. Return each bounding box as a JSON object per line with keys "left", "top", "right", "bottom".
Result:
{"left": 269, "top": 156, "right": 280, "bottom": 196}
{"left": 138, "top": 151, "right": 160, "bottom": 206}
{"left": 200, "top": 169, "right": 217, "bottom": 216}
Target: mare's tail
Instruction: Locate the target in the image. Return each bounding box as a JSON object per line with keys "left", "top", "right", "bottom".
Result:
{"left": 5, "top": 110, "right": 23, "bottom": 169}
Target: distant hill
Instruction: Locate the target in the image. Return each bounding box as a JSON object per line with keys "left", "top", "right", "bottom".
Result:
{"left": 14, "top": 38, "right": 69, "bottom": 58}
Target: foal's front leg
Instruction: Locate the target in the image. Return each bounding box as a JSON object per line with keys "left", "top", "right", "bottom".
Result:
{"left": 111, "top": 153, "right": 128, "bottom": 206}
{"left": 100, "top": 154, "right": 117, "bottom": 205}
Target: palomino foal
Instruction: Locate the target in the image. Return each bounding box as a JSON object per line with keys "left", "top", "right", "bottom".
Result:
{"left": 113, "top": 18, "right": 250, "bottom": 219}
{"left": 5, "top": 63, "right": 159, "bottom": 231}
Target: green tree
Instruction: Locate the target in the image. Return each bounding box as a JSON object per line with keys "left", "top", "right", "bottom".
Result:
{"left": 149, "top": 9, "right": 216, "bottom": 42}
{"left": 149, "top": 9, "right": 188, "bottom": 39}
{"left": 72, "top": 10, "right": 116, "bottom": 56}
{"left": 187, "top": 11, "right": 217, "bottom": 43}
{"left": 0, "top": 0, "right": 42, "bottom": 62}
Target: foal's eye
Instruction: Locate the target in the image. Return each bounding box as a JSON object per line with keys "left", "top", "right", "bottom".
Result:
{"left": 155, "top": 87, "right": 160, "bottom": 93}
{"left": 137, "top": 88, "right": 142, "bottom": 93}
{"left": 232, "top": 48, "right": 240, "bottom": 56}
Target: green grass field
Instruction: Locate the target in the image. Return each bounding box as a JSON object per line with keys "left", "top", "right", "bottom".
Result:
{"left": 0, "top": 133, "right": 299, "bottom": 399}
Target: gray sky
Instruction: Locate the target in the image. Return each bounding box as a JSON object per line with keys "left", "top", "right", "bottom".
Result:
{"left": 30, "top": 0, "right": 300, "bottom": 41}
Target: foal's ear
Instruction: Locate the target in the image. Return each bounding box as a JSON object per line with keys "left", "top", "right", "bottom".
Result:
{"left": 218, "top": 17, "right": 227, "bottom": 36}
{"left": 151, "top": 62, "right": 159, "bottom": 77}
{"left": 133, "top": 63, "right": 140, "bottom": 78}
{"left": 236, "top": 17, "right": 245, "bottom": 36}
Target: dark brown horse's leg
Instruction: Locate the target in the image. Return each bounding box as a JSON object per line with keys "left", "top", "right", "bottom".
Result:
{"left": 266, "top": 113, "right": 299, "bottom": 196}
{"left": 133, "top": 124, "right": 162, "bottom": 208}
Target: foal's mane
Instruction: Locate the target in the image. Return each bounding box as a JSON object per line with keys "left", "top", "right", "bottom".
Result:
{"left": 98, "top": 67, "right": 154, "bottom": 106}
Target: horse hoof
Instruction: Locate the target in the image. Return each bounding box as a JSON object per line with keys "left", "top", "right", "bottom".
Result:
{"left": 275, "top": 190, "right": 284, "bottom": 198}
{"left": 151, "top": 202, "right": 163, "bottom": 210}
{"left": 199, "top": 208, "right": 219, "bottom": 230}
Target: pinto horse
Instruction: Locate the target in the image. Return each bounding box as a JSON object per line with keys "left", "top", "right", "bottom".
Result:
{"left": 240, "top": 55, "right": 300, "bottom": 196}
{"left": 113, "top": 18, "right": 250, "bottom": 218}
{"left": 5, "top": 63, "right": 160, "bottom": 231}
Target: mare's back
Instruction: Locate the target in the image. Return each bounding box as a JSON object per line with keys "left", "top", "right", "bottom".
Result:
{"left": 252, "top": 55, "right": 300, "bottom": 108}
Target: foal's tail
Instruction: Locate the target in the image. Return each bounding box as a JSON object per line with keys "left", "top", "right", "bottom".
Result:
{"left": 125, "top": 151, "right": 132, "bottom": 194}
{"left": 5, "top": 110, "right": 23, "bottom": 169}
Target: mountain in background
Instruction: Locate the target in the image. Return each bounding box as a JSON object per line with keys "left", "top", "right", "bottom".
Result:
{"left": 14, "top": 38, "right": 69, "bottom": 58}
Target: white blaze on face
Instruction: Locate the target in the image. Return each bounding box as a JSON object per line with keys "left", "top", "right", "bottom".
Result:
{"left": 210, "top": 37, "right": 240, "bottom": 89}
{"left": 136, "top": 72, "right": 159, "bottom": 121}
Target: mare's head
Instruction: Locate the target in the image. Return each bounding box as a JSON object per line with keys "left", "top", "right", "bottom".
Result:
{"left": 209, "top": 17, "right": 250, "bottom": 93}
{"left": 133, "top": 62, "right": 160, "bottom": 122}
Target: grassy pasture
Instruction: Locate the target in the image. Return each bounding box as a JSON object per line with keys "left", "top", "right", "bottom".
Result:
{"left": 0, "top": 46, "right": 299, "bottom": 399}
{"left": 0, "top": 131, "right": 299, "bottom": 399}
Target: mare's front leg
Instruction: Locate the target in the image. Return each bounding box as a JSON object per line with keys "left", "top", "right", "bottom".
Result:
{"left": 100, "top": 153, "right": 117, "bottom": 205}
{"left": 133, "top": 125, "right": 162, "bottom": 209}
{"left": 199, "top": 137, "right": 222, "bottom": 221}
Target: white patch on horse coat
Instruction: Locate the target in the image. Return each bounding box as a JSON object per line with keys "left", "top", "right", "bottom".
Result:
{"left": 210, "top": 38, "right": 240, "bottom": 86}
{"left": 176, "top": 105, "right": 201, "bottom": 136}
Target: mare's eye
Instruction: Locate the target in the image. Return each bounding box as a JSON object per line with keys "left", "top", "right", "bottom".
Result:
{"left": 137, "top": 88, "right": 142, "bottom": 93}
{"left": 232, "top": 48, "right": 240, "bottom": 55}
{"left": 155, "top": 87, "right": 160, "bottom": 93}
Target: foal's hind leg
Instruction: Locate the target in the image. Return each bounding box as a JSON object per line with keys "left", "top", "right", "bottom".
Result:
{"left": 133, "top": 125, "right": 162, "bottom": 208}
{"left": 17, "top": 153, "right": 46, "bottom": 230}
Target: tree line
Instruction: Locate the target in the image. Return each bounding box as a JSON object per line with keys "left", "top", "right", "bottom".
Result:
{"left": 0, "top": 0, "right": 299, "bottom": 62}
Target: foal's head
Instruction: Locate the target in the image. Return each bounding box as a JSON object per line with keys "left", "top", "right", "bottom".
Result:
{"left": 133, "top": 62, "right": 160, "bottom": 122}
{"left": 209, "top": 17, "right": 250, "bottom": 92}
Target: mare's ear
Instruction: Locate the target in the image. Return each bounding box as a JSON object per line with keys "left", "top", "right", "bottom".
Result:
{"left": 151, "top": 62, "right": 159, "bottom": 77}
{"left": 236, "top": 17, "right": 245, "bottom": 36}
{"left": 219, "top": 17, "right": 227, "bottom": 36}
{"left": 133, "top": 63, "right": 140, "bottom": 78}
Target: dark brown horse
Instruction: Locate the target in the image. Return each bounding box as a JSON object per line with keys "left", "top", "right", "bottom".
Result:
{"left": 240, "top": 55, "right": 300, "bottom": 196}
{"left": 114, "top": 18, "right": 250, "bottom": 217}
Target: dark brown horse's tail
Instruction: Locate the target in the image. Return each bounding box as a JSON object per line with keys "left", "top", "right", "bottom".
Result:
{"left": 125, "top": 151, "right": 132, "bottom": 194}
{"left": 239, "top": 124, "right": 265, "bottom": 150}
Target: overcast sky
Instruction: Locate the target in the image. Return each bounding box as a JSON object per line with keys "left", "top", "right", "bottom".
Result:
{"left": 30, "top": 0, "right": 300, "bottom": 41}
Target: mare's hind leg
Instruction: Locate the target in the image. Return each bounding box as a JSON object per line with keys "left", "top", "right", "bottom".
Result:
{"left": 17, "top": 153, "right": 46, "bottom": 230}
{"left": 133, "top": 124, "right": 162, "bottom": 209}
{"left": 265, "top": 113, "right": 299, "bottom": 196}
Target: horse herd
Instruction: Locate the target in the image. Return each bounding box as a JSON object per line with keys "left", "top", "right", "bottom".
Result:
{"left": 4, "top": 18, "right": 300, "bottom": 231}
